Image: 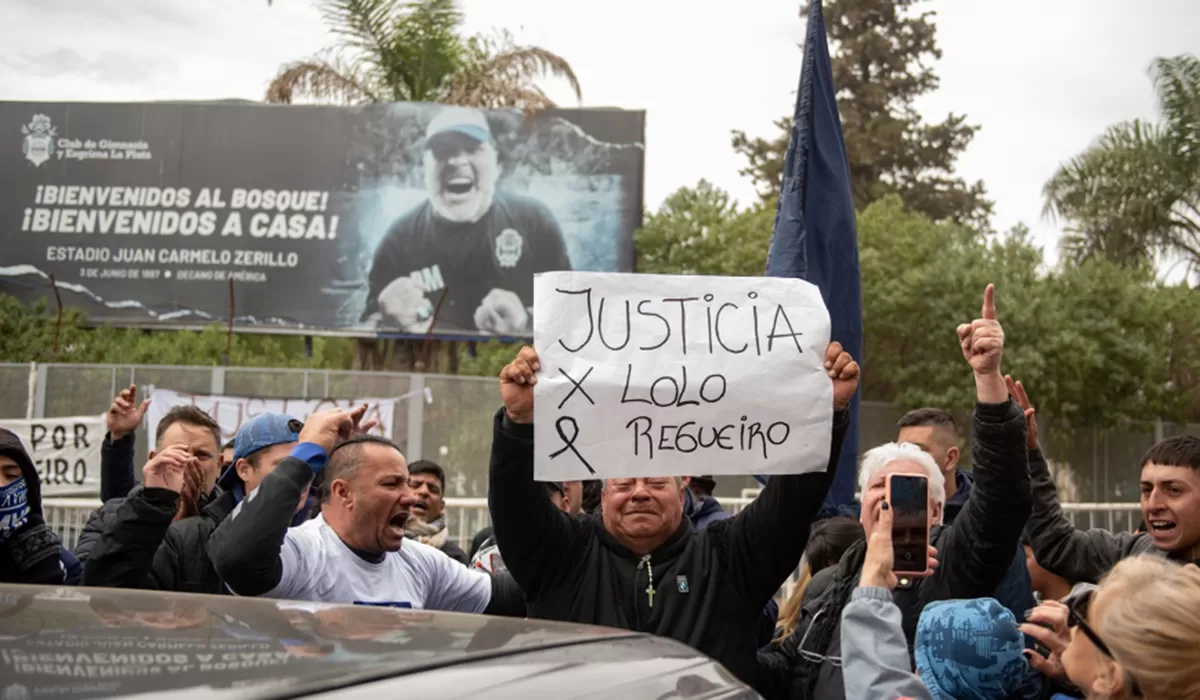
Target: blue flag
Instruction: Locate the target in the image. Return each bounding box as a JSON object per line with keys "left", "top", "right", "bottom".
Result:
{"left": 765, "top": 0, "right": 862, "bottom": 508}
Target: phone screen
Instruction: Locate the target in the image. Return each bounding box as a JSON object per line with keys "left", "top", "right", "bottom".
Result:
{"left": 889, "top": 474, "right": 929, "bottom": 575}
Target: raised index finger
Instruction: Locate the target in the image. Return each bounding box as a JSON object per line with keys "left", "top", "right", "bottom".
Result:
{"left": 982, "top": 284, "right": 996, "bottom": 320}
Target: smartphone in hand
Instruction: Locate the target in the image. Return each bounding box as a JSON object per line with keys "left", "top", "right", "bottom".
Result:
{"left": 886, "top": 473, "right": 932, "bottom": 577}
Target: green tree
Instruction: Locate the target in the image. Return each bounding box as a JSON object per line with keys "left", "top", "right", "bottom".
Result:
{"left": 634, "top": 181, "right": 775, "bottom": 276}
{"left": 0, "top": 295, "right": 356, "bottom": 369}
{"left": 857, "top": 196, "right": 1178, "bottom": 431}
{"left": 266, "top": 0, "right": 580, "bottom": 109}
{"left": 1043, "top": 55, "right": 1200, "bottom": 276}
{"left": 731, "top": 0, "right": 991, "bottom": 228}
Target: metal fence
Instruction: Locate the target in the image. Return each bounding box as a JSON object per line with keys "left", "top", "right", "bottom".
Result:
{"left": 42, "top": 497, "right": 1143, "bottom": 556}
{"left": 6, "top": 361, "right": 1197, "bottom": 505}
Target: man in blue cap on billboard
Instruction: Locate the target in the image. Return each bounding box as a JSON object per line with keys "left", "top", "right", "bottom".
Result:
{"left": 362, "top": 105, "right": 573, "bottom": 336}
{"left": 82, "top": 412, "right": 313, "bottom": 594}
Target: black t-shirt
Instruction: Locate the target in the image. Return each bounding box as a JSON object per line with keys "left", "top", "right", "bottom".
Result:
{"left": 363, "top": 191, "right": 572, "bottom": 332}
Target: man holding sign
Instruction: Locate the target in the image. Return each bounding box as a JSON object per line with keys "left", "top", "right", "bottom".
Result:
{"left": 487, "top": 320, "right": 856, "bottom": 690}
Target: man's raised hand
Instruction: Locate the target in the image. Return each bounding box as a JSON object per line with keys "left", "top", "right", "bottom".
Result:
{"left": 957, "top": 284, "right": 1004, "bottom": 376}
{"left": 859, "top": 500, "right": 938, "bottom": 590}
{"left": 177, "top": 462, "right": 206, "bottom": 520}
{"left": 1005, "top": 375, "right": 1039, "bottom": 450}
{"left": 298, "top": 408, "right": 354, "bottom": 454}
{"left": 347, "top": 403, "right": 380, "bottom": 437}
{"left": 500, "top": 346, "right": 540, "bottom": 425}
{"left": 824, "top": 342, "right": 860, "bottom": 411}
{"left": 108, "top": 384, "right": 150, "bottom": 441}
{"left": 143, "top": 445, "right": 195, "bottom": 493}
{"left": 957, "top": 284, "right": 1008, "bottom": 403}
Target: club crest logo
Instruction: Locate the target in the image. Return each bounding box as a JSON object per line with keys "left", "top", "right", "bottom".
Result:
{"left": 495, "top": 228, "right": 524, "bottom": 268}
{"left": 21, "top": 114, "right": 56, "bottom": 167}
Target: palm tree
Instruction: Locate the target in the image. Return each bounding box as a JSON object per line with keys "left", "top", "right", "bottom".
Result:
{"left": 1043, "top": 55, "right": 1200, "bottom": 278}
{"left": 265, "top": 0, "right": 580, "bottom": 109}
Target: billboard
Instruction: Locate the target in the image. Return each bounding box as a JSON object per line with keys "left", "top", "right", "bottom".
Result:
{"left": 0, "top": 101, "right": 645, "bottom": 338}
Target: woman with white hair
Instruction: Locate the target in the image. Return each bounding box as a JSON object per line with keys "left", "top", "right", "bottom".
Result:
{"left": 1021, "top": 555, "right": 1200, "bottom": 699}
{"left": 760, "top": 285, "right": 1034, "bottom": 700}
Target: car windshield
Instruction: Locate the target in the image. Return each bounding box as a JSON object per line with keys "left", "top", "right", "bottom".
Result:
{"left": 0, "top": 586, "right": 636, "bottom": 700}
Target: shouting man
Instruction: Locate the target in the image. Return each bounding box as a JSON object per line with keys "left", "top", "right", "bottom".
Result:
{"left": 405, "top": 460, "right": 469, "bottom": 565}
{"left": 363, "top": 106, "right": 573, "bottom": 336}
{"left": 209, "top": 413, "right": 520, "bottom": 615}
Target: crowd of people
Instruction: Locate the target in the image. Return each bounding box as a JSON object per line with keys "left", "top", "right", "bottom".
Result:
{"left": 1, "top": 284, "right": 1198, "bottom": 699}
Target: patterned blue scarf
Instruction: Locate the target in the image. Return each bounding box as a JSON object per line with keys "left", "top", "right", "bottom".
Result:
{"left": 0, "top": 477, "right": 31, "bottom": 541}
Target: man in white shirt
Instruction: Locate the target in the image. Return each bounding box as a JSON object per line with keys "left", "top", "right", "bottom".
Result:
{"left": 209, "top": 409, "right": 495, "bottom": 613}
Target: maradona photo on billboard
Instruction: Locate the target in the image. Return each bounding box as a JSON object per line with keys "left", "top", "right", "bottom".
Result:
{"left": 361, "top": 106, "right": 572, "bottom": 336}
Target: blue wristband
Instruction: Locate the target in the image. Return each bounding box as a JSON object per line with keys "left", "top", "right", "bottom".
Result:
{"left": 290, "top": 442, "right": 328, "bottom": 472}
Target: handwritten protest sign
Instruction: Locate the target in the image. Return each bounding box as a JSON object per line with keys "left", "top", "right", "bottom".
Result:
{"left": 147, "top": 388, "right": 400, "bottom": 444}
{"left": 533, "top": 272, "right": 833, "bottom": 480}
{"left": 0, "top": 415, "right": 106, "bottom": 496}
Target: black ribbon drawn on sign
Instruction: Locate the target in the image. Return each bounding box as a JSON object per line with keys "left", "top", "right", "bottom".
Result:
{"left": 550, "top": 416, "right": 595, "bottom": 474}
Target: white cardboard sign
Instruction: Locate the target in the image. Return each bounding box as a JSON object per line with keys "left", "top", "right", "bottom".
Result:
{"left": 532, "top": 272, "right": 833, "bottom": 480}
{"left": 147, "top": 388, "right": 398, "bottom": 444}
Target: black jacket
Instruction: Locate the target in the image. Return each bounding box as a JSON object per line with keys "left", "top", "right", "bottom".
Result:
{"left": 75, "top": 431, "right": 138, "bottom": 564}
{"left": 0, "top": 428, "right": 64, "bottom": 585}
{"left": 470, "top": 526, "right": 494, "bottom": 559}
{"left": 81, "top": 486, "right": 235, "bottom": 594}
{"left": 441, "top": 539, "right": 469, "bottom": 566}
{"left": 759, "top": 399, "right": 1031, "bottom": 700}
{"left": 1024, "top": 448, "right": 1178, "bottom": 582}
{"left": 100, "top": 431, "right": 137, "bottom": 502}
{"left": 488, "top": 407, "right": 850, "bottom": 689}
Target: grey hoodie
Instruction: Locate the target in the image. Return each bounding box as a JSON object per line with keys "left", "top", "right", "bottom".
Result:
{"left": 840, "top": 587, "right": 934, "bottom": 699}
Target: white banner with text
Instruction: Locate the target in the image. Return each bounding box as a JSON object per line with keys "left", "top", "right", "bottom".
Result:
{"left": 532, "top": 271, "right": 833, "bottom": 480}
{"left": 0, "top": 415, "right": 107, "bottom": 496}
{"left": 147, "top": 388, "right": 398, "bottom": 444}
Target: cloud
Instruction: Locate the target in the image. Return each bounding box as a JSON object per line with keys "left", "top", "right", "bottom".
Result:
{"left": 6, "top": 0, "right": 198, "bottom": 28}
{"left": 1, "top": 48, "right": 178, "bottom": 85}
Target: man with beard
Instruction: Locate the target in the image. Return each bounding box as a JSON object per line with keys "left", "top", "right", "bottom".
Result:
{"left": 76, "top": 403, "right": 223, "bottom": 565}
{"left": 405, "top": 460, "right": 468, "bottom": 565}
{"left": 81, "top": 412, "right": 311, "bottom": 593}
{"left": 362, "top": 106, "right": 572, "bottom": 336}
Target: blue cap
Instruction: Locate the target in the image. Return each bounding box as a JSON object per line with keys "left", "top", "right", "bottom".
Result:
{"left": 915, "top": 598, "right": 1029, "bottom": 700}
{"left": 217, "top": 413, "right": 302, "bottom": 490}
{"left": 424, "top": 106, "right": 493, "bottom": 145}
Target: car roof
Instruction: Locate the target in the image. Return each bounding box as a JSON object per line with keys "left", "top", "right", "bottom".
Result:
{"left": 0, "top": 585, "right": 754, "bottom": 699}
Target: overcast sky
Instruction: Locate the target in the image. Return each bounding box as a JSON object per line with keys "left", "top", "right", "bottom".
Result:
{"left": 3, "top": 0, "right": 1198, "bottom": 268}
